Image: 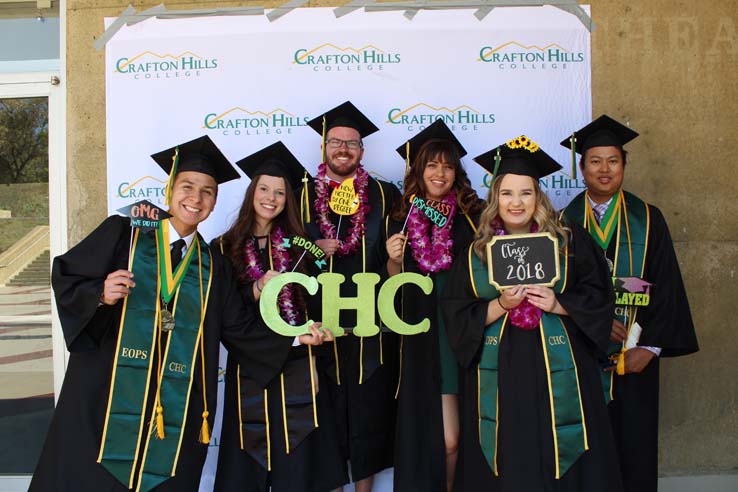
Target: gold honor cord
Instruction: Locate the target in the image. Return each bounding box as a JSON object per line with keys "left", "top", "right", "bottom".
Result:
{"left": 264, "top": 389, "right": 271, "bottom": 471}
{"left": 280, "top": 374, "right": 289, "bottom": 454}
{"left": 238, "top": 364, "right": 244, "bottom": 450}
{"left": 309, "top": 345, "right": 318, "bottom": 428}
{"left": 157, "top": 222, "right": 197, "bottom": 303}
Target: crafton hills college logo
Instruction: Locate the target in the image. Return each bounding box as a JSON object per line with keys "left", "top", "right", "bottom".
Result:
{"left": 114, "top": 51, "right": 219, "bottom": 79}
{"left": 203, "top": 107, "right": 310, "bottom": 136}
{"left": 386, "top": 103, "right": 495, "bottom": 132}
{"left": 117, "top": 175, "right": 167, "bottom": 204}
{"left": 292, "top": 43, "right": 401, "bottom": 71}
{"left": 478, "top": 42, "right": 585, "bottom": 70}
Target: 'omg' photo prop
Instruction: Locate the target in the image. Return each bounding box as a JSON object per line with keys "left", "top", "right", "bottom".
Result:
{"left": 117, "top": 200, "right": 172, "bottom": 268}
{"left": 486, "top": 232, "right": 560, "bottom": 289}
{"left": 259, "top": 272, "right": 433, "bottom": 337}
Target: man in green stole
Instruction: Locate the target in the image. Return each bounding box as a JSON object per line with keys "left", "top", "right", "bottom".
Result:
{"left": 561, "top": 115, "right": 699, "bottom": 492}
{"left": 31, "top": 135, "right": 296, "bottom": 492}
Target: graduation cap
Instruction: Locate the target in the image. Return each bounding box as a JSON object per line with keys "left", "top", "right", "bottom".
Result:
{"left": 307, "top": 101, "right": 379, "bottom": 139}
{"left": 560, "top": 115, "right": 639, "bottom": 178}
{"left": 473, "top": 135, "right": 561, "bottom": 181}
{"left": 395, "top": 119, "right": 467, "bottom": 179}
{"left": 150, "top": 135, "right": 240, "bottom": 205}
{"left": 235, "top": 141, "right": 312, "bottom": 191}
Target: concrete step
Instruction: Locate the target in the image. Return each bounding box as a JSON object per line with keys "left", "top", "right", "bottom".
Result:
{"left": 7, "top": 251, "right": 50, "bottom": 286}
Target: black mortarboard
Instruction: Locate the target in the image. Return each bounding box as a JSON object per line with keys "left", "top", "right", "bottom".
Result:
{"left": 560, "top": 114, "right": 639, "bottom": 156}
{"left": 235, "top": 141, "right": 312, "bottom": 190}
{"left": 151, "top": 135, "right": 240, "bottom": 185}
{"left": 473, "top": 135, "right": 561, "bottom": 180}
{"left": 306, "top": 101, "right": 379, "bottom": 139}
{"left": 395, "top": 119, "right": 467, "bottom": 166}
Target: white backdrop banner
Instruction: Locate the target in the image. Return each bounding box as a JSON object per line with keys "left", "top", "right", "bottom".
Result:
{"left": 105, "top": 6, "right": 591, "bottom": 491}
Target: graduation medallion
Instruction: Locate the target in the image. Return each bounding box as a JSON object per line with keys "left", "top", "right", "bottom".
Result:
{"left": 161, "top": 303, "right": 175, "bottom": 331}
{"left": 606, "top": 256, "right": 614, "bottom": 274}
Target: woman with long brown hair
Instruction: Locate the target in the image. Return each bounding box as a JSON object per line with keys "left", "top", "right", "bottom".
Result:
{"left": 385, "top": 120, "right": 484, "bottom": 492}
{"left": 214, "top": 142, "right": 347, "bottom": 492}
{"left": 441, "top": 136, "right": 622, "bottom": 492}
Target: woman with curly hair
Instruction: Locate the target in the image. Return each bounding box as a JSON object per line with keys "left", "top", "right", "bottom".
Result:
{"left": 441, "top": 137, "right": 623, "bottom": 492}
{"left": 385, "top": 120, "right": 485, "bottom": 492}
{"left": 214, "top": 142, "right": 347, "bottom": 492}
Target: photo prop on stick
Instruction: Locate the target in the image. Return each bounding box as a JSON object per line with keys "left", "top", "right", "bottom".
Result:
{"left": 486, "top": 232, "right": 560, "bottom": 289}
{"left": 409, "top": 194, "right": 452, "bottom": 228}
{"left": 613, "top": 277, "right": 652, "bottom": 307}
{"left": 117, "top": 200, "right": 171, "bottom": 232}
{"left": 329, "top": 178, "right": 360, "bottom": 215}
{"left": 281, "top": 235, "right": 329, "bottom": 271}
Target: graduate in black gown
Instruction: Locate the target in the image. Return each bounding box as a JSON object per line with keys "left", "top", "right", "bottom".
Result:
{"left": 560, "top": 116, "right": 699, "bottom": 492}
{"left": 214, "top": 141, "right": 347, "bottom": 492}
{"left": 442, "top": 136, "right": 623, "bottom": 492}
{"left": 299, "top": 102, "right": 401, "bottom": 492}
{"left": 30, "top": 135, "right": 300, "bottom": 492}
{"left": 384, "top": 121, "right": 484, "bottom": 492}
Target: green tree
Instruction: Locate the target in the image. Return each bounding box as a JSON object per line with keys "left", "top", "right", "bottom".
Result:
{"left": 0, "top": 98, "right": 48, "bottom": 184}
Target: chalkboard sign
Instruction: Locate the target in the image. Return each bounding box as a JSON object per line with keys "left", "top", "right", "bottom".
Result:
{"left": 485, "top": 232, "right": 560, "bottom": 289}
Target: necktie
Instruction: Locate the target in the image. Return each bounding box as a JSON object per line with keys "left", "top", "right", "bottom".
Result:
{"left": 593, "top": 202, "right": 609, "bottom": 224}
{"left": 170, "top": 239, "right": 186, "bottom": 270}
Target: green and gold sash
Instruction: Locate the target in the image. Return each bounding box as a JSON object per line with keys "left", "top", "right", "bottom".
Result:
{"left": 563, "top": 191, "right": 650, "bottom": 402}
{"left": 97, "top": 221, "right": 212, "bottom": 492}
{"left": 468, "top": 243, "right": 589, "bottom": 479}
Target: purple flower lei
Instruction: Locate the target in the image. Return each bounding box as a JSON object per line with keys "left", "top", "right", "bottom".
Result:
{"left": 313, "top": 163, "right": 370, "bottom": 256}
{"left": 493, "top": 218, "right": 542, "bottom": 330}
{"left": 406, "top": 190, "right": 456, "bottom": 275}
{"left": 244, "top": 227, "right": 299, "bottom": 326}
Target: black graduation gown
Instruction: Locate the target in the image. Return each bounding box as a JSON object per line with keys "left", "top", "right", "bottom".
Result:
{"left": 299, "top": 175, "right": 401, "bottom": 481}
{"left": 214, "top": 244, "right": 348, "bottom": 492}
{"left": 30, "top": 215, "right": 292, "bottom": 492}
{"left": 384, "top": 209, "right": 479, "bottom": 492}
{"left": 564, "top": 193, "right": 699, "bottom": 492}
{"left": 441, "top": 223, "right": 624, "bottom": 492}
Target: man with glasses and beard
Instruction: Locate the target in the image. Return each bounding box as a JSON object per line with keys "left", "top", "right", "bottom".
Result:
{"left": 299, "top": 101, "right": 400, "bottom": 492}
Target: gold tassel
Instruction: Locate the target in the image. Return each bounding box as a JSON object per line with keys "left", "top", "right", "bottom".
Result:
{"left": 321, "top": 115, "right": 327, "bottom": 164}
{"left": 404, "top": 141, "right": 410, "bottom": 185}
{"left": 616, "top": 349, "right": 626, "bottom": 376}
{"left": 199, "top": 410, "right": 211, "bottom": 444}
{"left": 164, "top": 147, "right": 180, "bottom": 206}
{"left": 570, "top": 133, "right": 577, "bottom": 180}
{"left": 156, "top": 405, "right": 165, "bottom": 439}
{"left": 302, "top": 171, "right": 311, "bottom": 223}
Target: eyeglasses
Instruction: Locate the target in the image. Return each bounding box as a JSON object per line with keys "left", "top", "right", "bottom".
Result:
{"left": 325, "top": 138, "right": 362, "bottom": 150}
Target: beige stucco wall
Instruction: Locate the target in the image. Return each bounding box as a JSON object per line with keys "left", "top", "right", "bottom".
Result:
{"left": 66, "top": 0, "right": 738, "bottom": 476}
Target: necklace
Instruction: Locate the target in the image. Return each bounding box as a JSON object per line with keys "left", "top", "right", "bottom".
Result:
{"left": 313, "top": 163, "right": 370, "bottom": 256}
{"left": 406, "top": 190, "right": 456, "bottom": 275}
{"left": 243, "top": 227, "right": 299, "bottom": 326}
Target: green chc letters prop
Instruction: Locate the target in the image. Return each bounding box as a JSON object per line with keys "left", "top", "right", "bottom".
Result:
{"left": 259, "top": 272, "right": 434, "bottom": 337}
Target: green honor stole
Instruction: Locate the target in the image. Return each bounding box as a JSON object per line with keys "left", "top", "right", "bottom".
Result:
{"left": 97, "top": 221, "right": 213, "bottom": 492}
{"left": 563, "top": 191, "right": 650, "bottom": 402}
{"left": 467, "top": 243, "right": 589, "bottom": 479}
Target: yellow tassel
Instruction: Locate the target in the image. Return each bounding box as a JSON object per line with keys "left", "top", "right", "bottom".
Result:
{"left": 199, "top": 410, "right": 211, "bottom": 444}
{"left": 156, "top": 405, "right": 165, "bottom": 439}
{"left": 321, "top": 115, "right": 327, "bottom": 164}
{"left": 616, "top": 350, "right": 626, "bottom": 376}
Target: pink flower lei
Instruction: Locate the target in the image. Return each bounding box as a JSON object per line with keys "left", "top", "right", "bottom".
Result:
{"left": 493, "top": 218, "right": 542, "bottom": 330}
{"left": 244, "top": 227, "right": 300, "bottom": 326}
{"left": 313, "top": 163, "right": 370, "bottom": 256}
{"left": 406, "top": 190, "right": 457, "bottom": 275}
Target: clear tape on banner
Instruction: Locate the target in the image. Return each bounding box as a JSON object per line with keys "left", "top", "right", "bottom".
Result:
{"left": 94, "top": 0, "right": 593, "bottom": 50}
